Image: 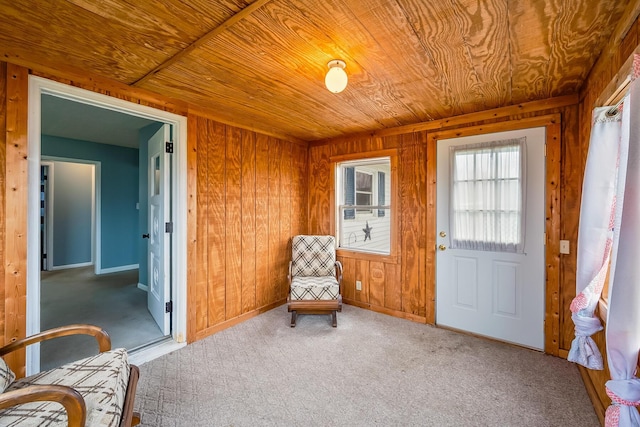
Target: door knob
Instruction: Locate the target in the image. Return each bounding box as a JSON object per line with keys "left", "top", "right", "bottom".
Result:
{"left": 439, "top": 231, "right": 447, "bottom": 238}
{"left": 142, "top": 234, "right": 150, "bottom": 239}
{"left": 438, "top": 244, "right": 447, "bottom": 251}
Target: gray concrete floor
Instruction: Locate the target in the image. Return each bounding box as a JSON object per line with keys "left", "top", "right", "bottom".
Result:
{"left": 40, "top": 266, "right": 164, "bottom": 370}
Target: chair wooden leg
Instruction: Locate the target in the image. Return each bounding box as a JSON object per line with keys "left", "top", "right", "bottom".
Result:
{"left": 291, "top": 310, "right": 297, "bottom": 327}
{"left": 331, "top": 311, "right": 337, "bottom": 327}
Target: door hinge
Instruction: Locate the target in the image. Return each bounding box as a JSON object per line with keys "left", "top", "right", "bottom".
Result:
{"left": 165, "top": 141, "right": 174, "bottom": 154}
{"left": 165, "top": 222, "right": 173, "bottom": 233}
{"left": 165, "top": 301, "right": 173, "bottom": 313}
{"left": 544, "top": 144, "right": 547, "bottom": 157}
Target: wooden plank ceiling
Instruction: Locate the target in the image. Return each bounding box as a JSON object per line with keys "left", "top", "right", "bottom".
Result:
{"left": 0, "top": 0, "right": 628, "bottom": 141}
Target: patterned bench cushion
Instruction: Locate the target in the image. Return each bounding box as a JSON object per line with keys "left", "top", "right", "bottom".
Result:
{"left": 291, "top": 276, "right": 339, "bottom": 301}
{"left": 0, "top": 348, "right": 130, "bottom": 427}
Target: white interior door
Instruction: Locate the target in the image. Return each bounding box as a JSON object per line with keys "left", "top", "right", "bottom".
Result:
{"left": 436, "top": 127, "right": 545, "bottom": 350}
{"left": 147, "top": 124, "right": 171, "bottom": 335}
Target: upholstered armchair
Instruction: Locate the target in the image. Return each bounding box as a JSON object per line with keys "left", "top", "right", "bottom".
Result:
{"left": 0, "top": 325, "right": 140, "bottom": 427}
{"left": 288, "top": 235, "right": 343, "bottom": 327}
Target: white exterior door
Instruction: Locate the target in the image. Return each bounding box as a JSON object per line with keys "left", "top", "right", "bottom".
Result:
{"left": 147, "top": 124, "right": 171, "bottom": 335}
{"left": 436, "top": 127, "right": 545, "bottom": 350}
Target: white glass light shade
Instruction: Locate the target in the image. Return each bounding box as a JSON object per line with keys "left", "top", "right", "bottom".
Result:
{"left": 325, "top": 60, "right": 348, "bottom": 93}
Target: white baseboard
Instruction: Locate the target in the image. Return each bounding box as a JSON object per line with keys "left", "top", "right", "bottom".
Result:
{"left": 137, "top": 282, "right": 148, "bottom": 292}
{"left": 98, "top": 263, "right": 139, "bottom": 274}
{"left": 50, "top": 262, "right": 93, "bottom": 271}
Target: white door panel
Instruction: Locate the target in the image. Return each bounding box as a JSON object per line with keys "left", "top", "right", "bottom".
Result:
{"left": 147, "top": 124, "right": 171, "bottom": 335}
{"left": 436, "top": 127, "right": 545, "bottom": 350}
{"left": 453, "top": 256, "right": 477, "bottom": 309}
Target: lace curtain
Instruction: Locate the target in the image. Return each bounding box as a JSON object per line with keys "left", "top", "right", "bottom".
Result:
{"left": 449, "top": 138, "right": 526, "bottom": 253}
{"left": 567, "top": 105, "right": 620, "bottom": 370}
{"left": 605, "top": 69, "right": 640, "bottom": 426}
{"left": 569, "top": 54, "right": 640, "bottom": 427}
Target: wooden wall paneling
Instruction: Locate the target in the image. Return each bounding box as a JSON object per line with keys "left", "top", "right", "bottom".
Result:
{"left": 332, "top": 137, "right": 372, "bottom": 158}
{"left": 308, "top": 144, "right": 331, "bottom": 235}
{"left": 241, "top": 129, "right": 257, "bottom": 314}
{"left": 384, "top": 263, "right": 402, "bottom": 312}
{"left": 0, "top": 63, "right": 6, "bottom": 346}
{"left": 279, "top": 140, "right": 293, "bottom": 301}
{"left": 4, "top": 63, "right": 28, "bottom": 375}
{"left": 255, "top": 134, "right": 270, "bottom": 307}
{"left": 587, "top": 328, "right": 612, "bottom": 422}
{"left": 190, "top": 114, "right": 207, "bottom": 339}
{"left": 575, "top": 325, "right": 613, "bottom": 426}
{"left": 207, "top": 120, "right": 227, "bottom": 325}
{"left": 268, "top": 138, "right": 281, "bottom": 305}
{"left": 399, "top": 133, "right": 427, "bottom": 317}
{"left": 340, "top": 257, "right": 356, "bottom": 302}
{"left": 544, "top": 122, "right": 562, "bottom": 356}
{"left": 369, "top": 135, "right": 384, "bottom": 151}
{"left": 369, "top": 261, "right": 385, "bottom": 307}
{"left": 291, "top": 143, "right": 308, "bottom": 235}
{"left": 225, "top": 126, "right": 243, "bottom": 319}
{"left": 618, "top": 17, "right": 638, "bottom": 70}
{"left": 559, "top": 105, "right": 582, "bottom": 351}
{"left": 355, "top": 259, "right": 370, "bottom": 304}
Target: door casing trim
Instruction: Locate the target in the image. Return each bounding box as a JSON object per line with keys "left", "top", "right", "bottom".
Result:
{"left": 27, "top": 75, "right": 188, "bottom": 374}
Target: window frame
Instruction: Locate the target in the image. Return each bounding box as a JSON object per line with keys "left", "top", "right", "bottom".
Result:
{"left": 330, "top": 149, "right": 398, "bottom": 262}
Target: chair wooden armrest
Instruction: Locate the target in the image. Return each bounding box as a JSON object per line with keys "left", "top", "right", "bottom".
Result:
{"left": 120, "top": 365, "right": 140, "bottom": 427}
{"left": 335, "top": 260, "right": 343, "bottom": 290}
{"left": 0, "top": 324, "right": 111, "bottom": 357}
{"left": 0, "top": 384, "right": 86, "bottom": 427}
{"left": 0, "top": 325, "right": 140, "bottom": 427}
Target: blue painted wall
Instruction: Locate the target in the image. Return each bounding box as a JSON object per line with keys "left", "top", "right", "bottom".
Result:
{"left": 50, "top": 161, "right": 93, "bottom": 267}
{"left": 42, "top": 135, "right": 140, "bottom": 270}
{"left": 137, "top": 123, "right": 164, "bottom": 287}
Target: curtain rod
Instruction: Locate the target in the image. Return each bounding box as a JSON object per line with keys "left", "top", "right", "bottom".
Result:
{"left": 604, "top": 75, "right": 631, "bottom": 117}
{"left": 606, "top": 98, "right": 625, "bottom": 117}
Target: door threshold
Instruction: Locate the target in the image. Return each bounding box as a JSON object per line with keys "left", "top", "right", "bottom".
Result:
{"left": 128, "top": 337, "right": 186, "bottom": 366}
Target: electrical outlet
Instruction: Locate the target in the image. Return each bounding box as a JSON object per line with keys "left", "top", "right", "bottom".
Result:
{"left": 560, "top": 240, "right": 570, "bottom": 254}
{"left": 355, "top": 280, "right": 362, "bottom": 291}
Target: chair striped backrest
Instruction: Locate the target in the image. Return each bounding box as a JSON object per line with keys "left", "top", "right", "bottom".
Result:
{"left": 291, "top": 235, "right": 336, "bottom": 277}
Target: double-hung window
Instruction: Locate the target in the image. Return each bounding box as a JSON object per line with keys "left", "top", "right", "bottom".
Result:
{"left": 336, "top": 156, "right": 391, "bottom": 254}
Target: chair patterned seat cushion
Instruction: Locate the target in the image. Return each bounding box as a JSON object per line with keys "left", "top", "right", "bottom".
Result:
{"left": 290, "top": 276, "right": 340, "bottom": 301}
{"left": 0, "top": 348, "right": 130, "bottom": 427}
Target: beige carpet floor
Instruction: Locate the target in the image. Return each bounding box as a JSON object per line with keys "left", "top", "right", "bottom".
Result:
{"left": 135, "top": 304, "right": 599, "bottom": 427}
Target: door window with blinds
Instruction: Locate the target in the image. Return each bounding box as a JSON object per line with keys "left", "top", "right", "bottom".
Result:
{"left": 449, "top": 138, "right": 527, "bottom": 253}
{"left": 336, "top": 157, "right": 391, "bottom": 254}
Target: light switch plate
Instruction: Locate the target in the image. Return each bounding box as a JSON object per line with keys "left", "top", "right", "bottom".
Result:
{"left": 560, "top": 240, "right": 570, "bottom": 254}
{"left": 355, "top": 280, "right": 362, "bottom": 291}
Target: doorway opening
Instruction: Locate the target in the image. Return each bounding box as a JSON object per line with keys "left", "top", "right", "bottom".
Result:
{"left": 27, "top": 76, "right": 188, "bottom": 375}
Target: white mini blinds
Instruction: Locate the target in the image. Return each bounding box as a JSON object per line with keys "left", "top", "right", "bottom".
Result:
{"left": 449, "top": 137, "right": 527, "bottom": 253}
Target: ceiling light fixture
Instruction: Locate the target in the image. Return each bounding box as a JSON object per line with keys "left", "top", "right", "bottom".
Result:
{"left": 325, "top": 59, "right": 348, "bottom": 93}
